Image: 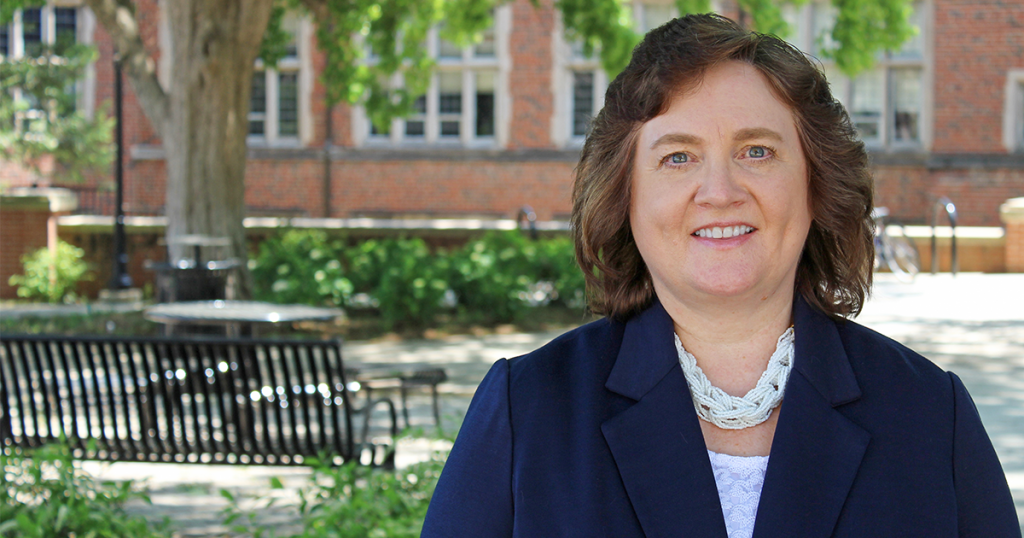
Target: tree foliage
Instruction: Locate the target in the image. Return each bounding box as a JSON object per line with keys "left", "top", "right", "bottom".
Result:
{"left": 0, "top": 2, "right": 114, "bottom": 183}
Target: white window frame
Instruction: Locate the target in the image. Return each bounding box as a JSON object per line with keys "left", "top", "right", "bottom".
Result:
{"left": 1003, "top": 69, "right": 1024, "bottom": 153}
{"left": 552, "top": 1, "right": 721, "bottom": 148}
{"left": 785, "top": 0, "right": 933, "bottom": 151}
{"left": 353, "top": 5, "right": 511, "bottom": 149}
{"left": 2, "top": 2, "right": 96, "bottom": 119}
{"left": 247, "top": 14, "right": 314, "bottom": 148}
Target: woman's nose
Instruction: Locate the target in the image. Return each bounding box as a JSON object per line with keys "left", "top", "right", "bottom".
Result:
{"left": 693, "top": 160, "right": 745, "bottom": 208}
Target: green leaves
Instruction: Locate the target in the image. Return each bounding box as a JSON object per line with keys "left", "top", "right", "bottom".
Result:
{"left": 0, "top": 41, "right": 115, "bottom": 182}
{"left": 251, "top": 230, "right": 587, "bottom": 329}
{"left": 220, "top": 454, "right": 448, "bottom": 538}
{"left": 8, "top": 240, "right": 93, "bottom": 304}
{"left": 828, "top": 0, "right": 916, "bottom": 76}
{"left": 556, "top": 0, "right": 639, "bottom": 77}
{"left": 0, "top": 444, "right": 173, "bottom": 538}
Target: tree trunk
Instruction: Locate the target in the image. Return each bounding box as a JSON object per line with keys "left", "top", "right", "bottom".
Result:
{"left": 161, "top": 0, "right": 273, "bottom": 298}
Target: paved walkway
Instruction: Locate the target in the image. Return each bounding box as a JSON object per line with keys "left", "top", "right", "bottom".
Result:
{"left": 13, "top": 273, "right": 1024, "bottom": 535}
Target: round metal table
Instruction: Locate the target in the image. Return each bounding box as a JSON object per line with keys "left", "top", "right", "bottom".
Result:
{"left": 144, "top": 300, "right": 344, "bottom": 337}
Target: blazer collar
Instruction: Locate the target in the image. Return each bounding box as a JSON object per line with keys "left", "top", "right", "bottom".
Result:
{"left": 604, "top": 299, "right": 680, "bottom": 401}
{"left": 790, "top": 295, "right": 862, "bottom": 406}
{"left": 601, "top": 296, "right": 870, "bottom": 538}
{"left": 605, "top": 295, "right": 863, "bottom": 405}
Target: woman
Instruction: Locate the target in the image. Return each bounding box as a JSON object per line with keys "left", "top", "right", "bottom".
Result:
{"left": 421, "top": 14, "right": 1020, "bottom": 538}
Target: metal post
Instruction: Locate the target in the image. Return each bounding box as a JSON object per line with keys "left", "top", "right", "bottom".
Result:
{"left": 109, "top": 53, "right": 131, "bottom": 289}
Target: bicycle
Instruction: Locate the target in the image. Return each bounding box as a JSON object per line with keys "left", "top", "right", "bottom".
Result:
{"left": 872, "top": 207, "right": 922, "bottom": 282}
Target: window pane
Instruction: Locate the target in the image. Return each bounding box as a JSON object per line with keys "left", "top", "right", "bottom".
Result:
{"left": 1018, "top": 81, "right": 1024, "bottom": 150}
{"left": 438, "top": 72, "right": 461, "bottom": 137}
{"left": 54, "top": 8, "right": 77, "bottom": 49}
{"left": 440, "top": 121, "right": 460, "bottom": 136}
{"left": 438, "top": 35, "right": 461, "bottom": 59}
{"left": 406, "top": 121, "right": 425, "bottom": 136}
{"left": 249, "top": 72, "right": 266, "bottom": 135}
{"left": 22, "top": 8, "right": 42, "bottom": 56}
{"left": 1, "top": 23, "right": 10, "bottom": 57}
{"left": 892, "top": 5, "right": 923, "bottom": 59}
{"left": 642, "top": 4, "right": 674, "bottom": 33}
{"left": 475, "top": 72, "right": 495, "bottom": 137}
{"left": 406, "top": 95, "right": 426, "bottom": 137}
{"left": 282, "top": 16, "right": 300, "bottom": 58}
{"left": 812, "top": 4, "right": 838, "bottom": 56}
{"left": 572, "top": 71, "right": 594, "bottom": 137}
{"left": 278, "top": 72, "right": 298, "bottom": 136}
{"left": 850, "top": 69, "right": 883, "bottom": 141}
{"left": 475, "top": 24, "right": 496, "bottom": 57}
{"left": 439, "top": 72, "right": 462, "bottom": 113}
{"left": 892, "top": 68, "right": 921, "bottom": 142}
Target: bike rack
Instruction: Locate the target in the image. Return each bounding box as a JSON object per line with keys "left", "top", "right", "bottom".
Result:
{"left": 517, "top": 205, "right": 538, "bottom": 240}
{"left": 930, "top": 196, "right": 958, "bottom": 276}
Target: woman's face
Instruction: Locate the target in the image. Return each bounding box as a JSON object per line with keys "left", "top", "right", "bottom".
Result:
{"left": 630, "top": 61, "right": 812, "bottom": 307}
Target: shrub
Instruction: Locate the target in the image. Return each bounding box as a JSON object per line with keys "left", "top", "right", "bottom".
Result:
{"left": 348, "top": 238, "right": 450, "bottom": 330}
{"left": 0, "top": 443, "right": 172, "bottom": 538}
{"left": 533, "top": 235, "right": 587, "bottom": 309}
{"left": 221, "top": 454, "right": 447, "bottom": 538}
{"left": 251, "top": 230, "right": 352, "bottom": 307}
{"left": 448, "top": 231, "right": 543, "bottom": 323}
{"left": 8, "top": 240, "right": 91, "bottom": 303}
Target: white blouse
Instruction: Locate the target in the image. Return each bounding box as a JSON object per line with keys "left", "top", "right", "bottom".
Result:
{"left": 707, "top": 450, "right": 769, "bottom": 538}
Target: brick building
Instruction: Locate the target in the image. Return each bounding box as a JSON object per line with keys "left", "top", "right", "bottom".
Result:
{"left": 2, "top": 0, "right": 1022, "bottom": 227}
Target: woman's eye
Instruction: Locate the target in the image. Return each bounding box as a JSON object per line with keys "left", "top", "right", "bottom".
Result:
{"left": 667, "top": 153, "right": 688, "bottom": 164}
{"left": 747, "top": 146, "right": 768, "bottom": 158}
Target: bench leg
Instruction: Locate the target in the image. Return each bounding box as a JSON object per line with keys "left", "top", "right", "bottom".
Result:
{"left": 400, "top": 387, "right": 410, "bottom": 430}
{"left": 431, "top": 385, "right": 441, "bottom": 427}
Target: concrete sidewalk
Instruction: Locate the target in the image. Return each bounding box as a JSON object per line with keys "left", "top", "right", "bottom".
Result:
{"left": 21, "top": 273, "right": 1024, "bottom": 535}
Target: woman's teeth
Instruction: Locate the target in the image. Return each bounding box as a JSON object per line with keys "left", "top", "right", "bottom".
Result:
{"left": 694, "top": 225, "right": 754, "bottom": 239}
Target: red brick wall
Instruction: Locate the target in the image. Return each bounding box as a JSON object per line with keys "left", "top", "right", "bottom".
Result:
{"left": 873, "top": 166, "right": 1024, "bottom": 226}
{"left": 932, "top": 0, "right": 1024, "bottom": 153}
{"left": 1005, "top": 222, "right": 1023, "bottom": 272}
{"left": 509, "top": 0, "right": 555, "bottom": 149}
{"left": 0, "top": 203, "right": 50, "bottom": 299}
{"left": 330, "top": 159, "right": 575, "bottom": 220}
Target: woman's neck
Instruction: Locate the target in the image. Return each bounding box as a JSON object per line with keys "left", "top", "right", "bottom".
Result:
{"left": 660, "top": 285, "right": 796, "bottom": 397}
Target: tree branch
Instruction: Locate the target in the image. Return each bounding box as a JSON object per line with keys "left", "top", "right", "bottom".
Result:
{"left": 83, "top": 0, "right": 169, "bottom": 132}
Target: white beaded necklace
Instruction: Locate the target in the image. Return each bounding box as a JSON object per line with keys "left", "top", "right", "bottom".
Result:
{"left": 674, "top": 327, "right": 795, "bottom": 430}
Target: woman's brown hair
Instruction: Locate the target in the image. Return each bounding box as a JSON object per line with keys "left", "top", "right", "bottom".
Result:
{"left": 572, "top": 13, "right": 874, "bottom": 320}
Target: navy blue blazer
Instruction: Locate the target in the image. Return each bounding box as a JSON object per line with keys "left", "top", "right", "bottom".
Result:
{"left": 422, "top": 297, "right": 1020, "bottom": 537}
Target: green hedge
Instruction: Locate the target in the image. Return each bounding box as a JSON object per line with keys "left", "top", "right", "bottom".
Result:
{"left": 251, "top": 230, "right": 586, "bottom": 329}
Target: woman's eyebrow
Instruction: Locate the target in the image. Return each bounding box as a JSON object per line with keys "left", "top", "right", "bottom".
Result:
{"left": 649, "top": 133, "right": 703, "bottom": 150}
{"left": 733, "top": 127, "right": 785, "bottom": 143}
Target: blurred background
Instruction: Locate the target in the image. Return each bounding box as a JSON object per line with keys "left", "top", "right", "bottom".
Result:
{"left": 1, "top": 0, "right": 1022, "bottom": 536}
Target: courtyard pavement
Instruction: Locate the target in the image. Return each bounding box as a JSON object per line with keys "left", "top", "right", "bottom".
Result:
{"left": 11, "top": 272, "right": 1024, "bottom": 535}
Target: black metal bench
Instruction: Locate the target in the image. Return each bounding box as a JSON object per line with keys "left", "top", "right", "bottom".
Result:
{"left": 346, "top": 364, "right": 448, "bottom": 429}
{"left": 0, "top": 334, "right": 398, "bottom": 467}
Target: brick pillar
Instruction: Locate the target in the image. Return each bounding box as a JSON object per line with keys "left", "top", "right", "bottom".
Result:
{"left": 1000, "top": 198, "right": 1024, "bottom": 273}
{"left": 0, "top": 188, "right": 78, "bottom": 299}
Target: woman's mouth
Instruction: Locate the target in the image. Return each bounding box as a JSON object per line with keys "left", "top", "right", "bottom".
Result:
{"left": 692, "top": 225, "right": 755, "bottom": 239}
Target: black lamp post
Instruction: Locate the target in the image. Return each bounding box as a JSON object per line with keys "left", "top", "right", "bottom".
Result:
{"left": 109, "top": 52, "right": 131, "bottom": 290}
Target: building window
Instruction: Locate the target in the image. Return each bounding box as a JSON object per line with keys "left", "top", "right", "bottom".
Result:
{"left": 1005, "top": 71, "right": 1024, "bottom": 152}
{"left": 554, "top": 2, "right": 676, "bottom": 147}
{"left": 2, "top": 5, "right": 93, "bottom": 126}
{"left": 785, "top": 1, "right": 928, "bottom": 149}
{"left": 248, "top": 15, "right": 309, "bottom": 146}
{"left": 360, "top": 12, "right": 507, "bottom": 148}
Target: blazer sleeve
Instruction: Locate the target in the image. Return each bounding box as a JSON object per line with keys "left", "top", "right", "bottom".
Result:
{"left": 949, "top": 372, "right": 1021, "bottom": 537}
{"left": 421, "top": 359, "right": 514, "bottom": 538}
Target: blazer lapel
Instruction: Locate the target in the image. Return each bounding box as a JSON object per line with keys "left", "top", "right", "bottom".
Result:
{"left": 601, "top": 302, "right": 729, "bottom": 538}
{"left": 752, "top": 297, "right": 871, "bottom": 538}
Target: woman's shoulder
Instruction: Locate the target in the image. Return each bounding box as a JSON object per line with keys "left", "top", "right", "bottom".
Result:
{"left": 505, "top": 316, "right": 626, "bottom": 387}
{"left": 833, "top": 317, "right": 955, "bottom": 397}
